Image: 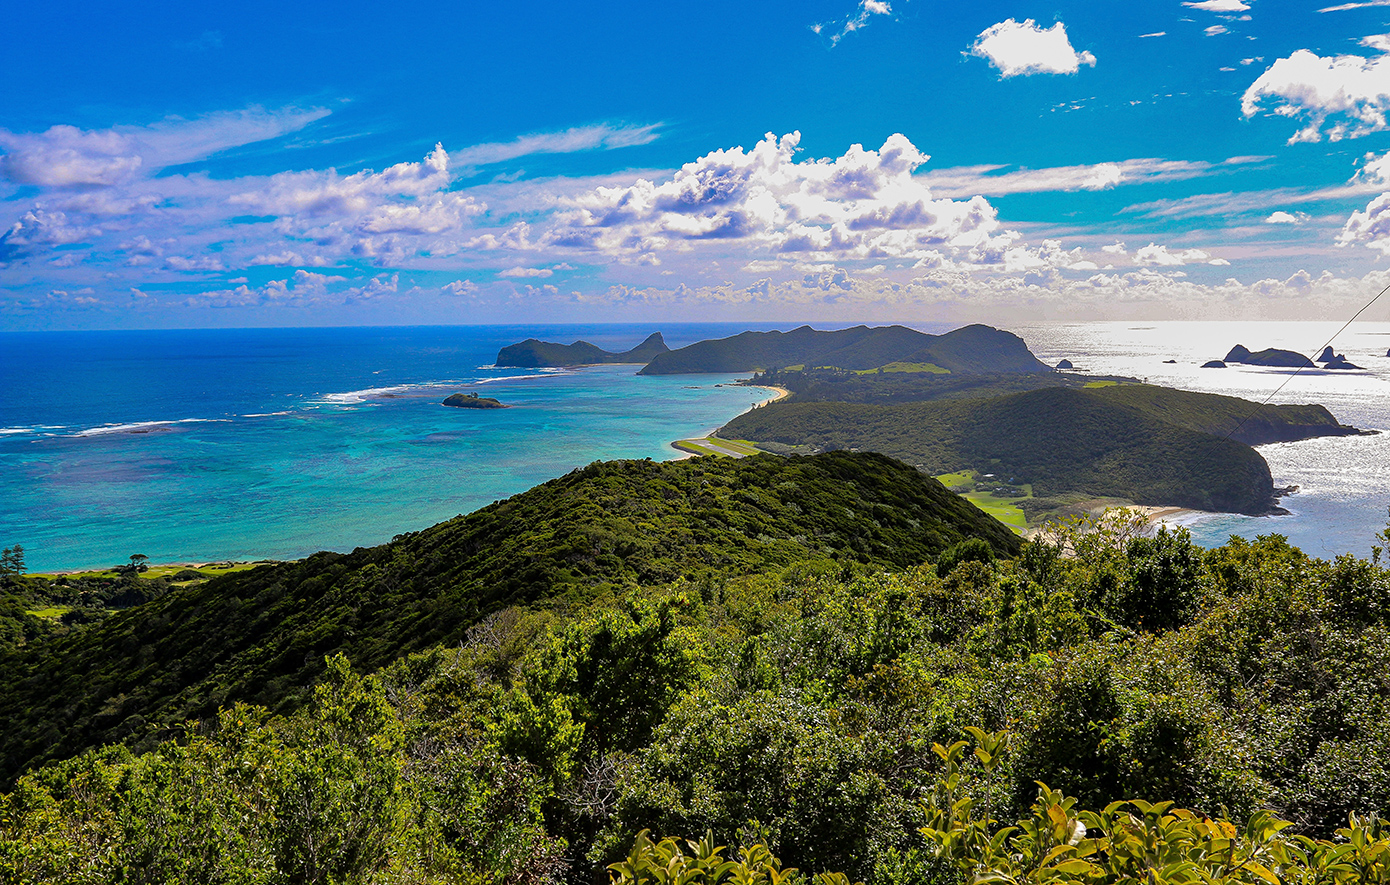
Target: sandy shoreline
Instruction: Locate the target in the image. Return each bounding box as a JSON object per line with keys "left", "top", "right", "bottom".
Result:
{"left": 667, "top": 383, "right": 790, "bottom": 459}
{"left": 1133, "top": 505, "right": 1202, "bottom": 523}
{"left": 750, "top": 384, "right": 791, "bottom": 404}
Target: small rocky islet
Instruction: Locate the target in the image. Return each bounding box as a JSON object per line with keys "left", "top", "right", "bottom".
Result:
{"left": 1207, "top": 344, "right": 1363, "bottom": 370}
{"left": 442, "top": 392, "right": 508, "bottom": 409}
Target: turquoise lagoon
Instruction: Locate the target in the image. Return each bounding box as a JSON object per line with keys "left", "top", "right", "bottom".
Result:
{"left": 0, "top": 323, "right": 853, "bottom": 571}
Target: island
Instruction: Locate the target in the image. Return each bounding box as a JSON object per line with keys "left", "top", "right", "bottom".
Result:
{"left": 638, "top": 323, "right": 1051, "bottom": 375}
{"left": 1324, "top": 356, "right": 1363, "bottom": 370}
{"left": 495, "top": 331, "right": 670, "bottom": 367}
{"left": 1223, "top": 344, "right": 1315, "bottom": 368}
{"left": 694, "top": 329, "right": 1367, "bottom": 523}
{"left": 443, "top": 392, "right": 507, "bottom": 409}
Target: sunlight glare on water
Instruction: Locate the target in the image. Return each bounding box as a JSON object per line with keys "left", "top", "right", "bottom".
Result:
{"left": 1016, "top": 321, "right": 1390, "bottom": 559}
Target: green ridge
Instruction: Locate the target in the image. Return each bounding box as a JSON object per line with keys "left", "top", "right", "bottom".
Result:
{"left": 0, "top": 451, "right": 1017, "bottom": 782}
{"left": 638, "top": 324, "right": 1050, "bottom": 375}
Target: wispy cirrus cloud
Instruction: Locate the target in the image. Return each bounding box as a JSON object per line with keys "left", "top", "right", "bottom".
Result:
{"left": 812, "top": 0, "right": 895, "bottom": 47}
{"left": 0, "top": 112, "right": 669, "bottom": 274}
{"left": 1319, "top": 0, "right": 1390, "bottom": 11}
{"left": 919, "top": 156, "right": 1250, "bottom": 198}
{"left": 0, "top": 106, "right": 331, "bottom": 187}
{"left": 448, "top": 122, "right": 662, "bottom": 171}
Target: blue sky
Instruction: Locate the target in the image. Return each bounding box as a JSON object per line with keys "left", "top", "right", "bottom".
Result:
{"left": 7, "top": 0, "right": 1390, "bottom": 328}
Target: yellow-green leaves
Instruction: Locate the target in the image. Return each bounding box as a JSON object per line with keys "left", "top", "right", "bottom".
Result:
{"left": 912, "top": 727, "right": 1390, "bottom": 884}
{"left": 608, "top": 830, "right": 861, "bottom": 885}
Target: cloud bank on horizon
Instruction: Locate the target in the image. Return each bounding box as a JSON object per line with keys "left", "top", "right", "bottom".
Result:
{"left": 5, "top": 2, "right": 1390, "bottom": 328}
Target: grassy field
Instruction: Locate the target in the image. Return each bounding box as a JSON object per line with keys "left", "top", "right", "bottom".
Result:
{"left": 960, "top": 491, "right": 1028, "bottom": 533}
{"left": 28, "top": 562, "right": 273, "bottom": 581}
{"left": 671, "top": 437, "right": 766, "bottom": 458}
{"left": 934, "top": 471, "right": 975, "bottom": 491}
{"left": 854, "top": 361, "right": 950, "bottom": 375}
{"left": 26, "top": 606, "right": 71, "bottom": 620}
{"left": 934, "top": 469, "right": 1029, "bottom": 534}
{"left": 1083, "top": 379, "right": 1120, "bottom": 388}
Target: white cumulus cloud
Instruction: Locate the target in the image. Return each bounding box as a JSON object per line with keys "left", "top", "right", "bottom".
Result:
{"left": 548, "top": 131, "right": 1022, "bottom": 267}
{"left": 1134, "top": 243, "right": 1213, "bottom": 265}
{"left": 1242, "top": 37, "right": 1390, "bottom": 142}
{"left": 1340, "top": 191, "right": 1390, "bottom": 253}
{"left": 1265, "top": 210, "right": 1307, "bottom": 223}
{"left": 970, "top": 19, "right": 1096, "bottom": 78}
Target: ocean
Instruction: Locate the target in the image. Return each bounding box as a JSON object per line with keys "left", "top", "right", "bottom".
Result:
{"left": 1017, "top": 321, "right": 1390, "bottom": 561}
{"left": 0, "top": 323, "right": 870, "bottom": 572}
{"left": 3, "top": 320, "right": 1387, "bottom": 571}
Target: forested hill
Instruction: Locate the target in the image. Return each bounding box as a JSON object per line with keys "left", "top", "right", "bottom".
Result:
{"left": 722, "top": 386, "right": 1281, "bottom": 514}
{"left": 1091, "top": 383, "right": 1361, "bottom": 445}
{"left": 761, "top": 371, "right": 1363, "bottom": 448}
{"left": 495, "top": 331, "right": 670, "bottom": 367}
{"left": 0, "top": 451, "right": 1017, "bottom": 783}
{"left": 637, "top": 323, "right": 1051, "bottom": 375}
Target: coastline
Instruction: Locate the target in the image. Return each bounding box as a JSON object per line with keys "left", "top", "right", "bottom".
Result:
{"left": 750, "top": 384, "right": 791, "bottom": 404}
{"left": 1134, "top": 504, "right": 1202, "bottom": 524}
{"left": 666, "top": 383, "right": 790, "bottom": 459}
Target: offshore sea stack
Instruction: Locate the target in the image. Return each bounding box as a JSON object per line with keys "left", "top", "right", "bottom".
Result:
{"left": 1223, "top": 345, "right": 1314, "bottom": 368}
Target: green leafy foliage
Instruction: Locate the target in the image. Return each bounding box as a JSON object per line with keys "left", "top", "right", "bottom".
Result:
{"left": 609, "top": 830, "right": 858, "bottom": 885}
{"left": 4, "top": 459, "right": 1390, "bottom": 883}
{"left": 916, "top": 728, "right": 1390, "bottom": 883}
{"left": 0, "top": 452, "right": 1018, "bottom": 782}
{"left": 0, "top": 654, "right": 562, "bottom": 885}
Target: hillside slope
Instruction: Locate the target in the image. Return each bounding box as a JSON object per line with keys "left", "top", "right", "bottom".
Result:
{"left": 1091, "top": 383, "right": 1360, "bottom": 445}
{"left": 721, "top": 387, "right": 1279, "bottom": 514}
{"left": 638, "top": 324, "right": 1049, "bottom": 375}
{"left": 0, "top": 452, "right": 1017, "bottom": 783}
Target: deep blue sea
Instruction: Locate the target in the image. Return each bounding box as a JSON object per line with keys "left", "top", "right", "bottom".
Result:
{"left": 3, "top": 320, "right": 1388, "bottom": 571}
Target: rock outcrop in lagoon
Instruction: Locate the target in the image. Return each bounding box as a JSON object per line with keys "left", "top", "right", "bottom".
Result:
{"left": 443, "top": 393, "right": 507, "bottom": 409}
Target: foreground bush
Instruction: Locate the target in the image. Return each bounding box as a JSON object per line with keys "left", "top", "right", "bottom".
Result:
{"left": 617, "top": 730, "right": 1390, "bottom": 885}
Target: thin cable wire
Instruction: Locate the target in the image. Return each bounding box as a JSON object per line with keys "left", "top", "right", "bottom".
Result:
{"left": 1223, "top": 279, "right": 1390, "bottom": 441}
